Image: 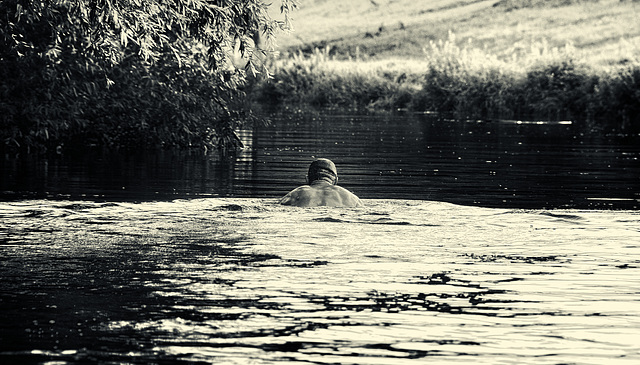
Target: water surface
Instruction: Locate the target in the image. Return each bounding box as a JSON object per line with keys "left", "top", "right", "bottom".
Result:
{"left": 0, "top": 198, "right": 639, "bottom": 364}
{"left": 1, "top": 111, "right": 639, "bottom": 364}
{"left": 2, "top": 111, "right": 638, "bottom": 209}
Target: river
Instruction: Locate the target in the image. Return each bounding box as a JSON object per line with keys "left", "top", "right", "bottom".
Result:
{"left": 1, "top": 111, "right": 639, "bottom": 364}
{"left": 2, "top": 110, "right": 639, "bottom": 209}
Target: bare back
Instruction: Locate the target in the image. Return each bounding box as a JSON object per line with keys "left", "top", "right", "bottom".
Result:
{"left": 279, "top": 182, "right": 363, "bottom": 208}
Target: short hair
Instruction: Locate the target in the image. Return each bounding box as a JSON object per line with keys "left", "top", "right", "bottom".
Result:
{"left": 308, "top": 158, "right": 337, "bottom": 184}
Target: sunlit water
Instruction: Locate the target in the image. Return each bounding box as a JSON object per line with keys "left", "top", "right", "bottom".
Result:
{"left": 1, "top": 198, "right": 639, "bottom": 364}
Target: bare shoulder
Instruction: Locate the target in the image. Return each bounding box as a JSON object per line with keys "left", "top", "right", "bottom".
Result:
{"left": 280, "top": 184, "right": 362, "bottom": 207}
{"left": 330, "top": 185, "right": 364, "bottom": 207}
{"left": 279, "top": 185, "right": 312, "bottom": 205}
{"left": 289, "top": 185, "right": 313, "bottom": 194}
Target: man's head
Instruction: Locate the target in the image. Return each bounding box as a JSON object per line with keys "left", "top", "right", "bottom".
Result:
{"left": 308, "top": 158, "right": 338, "bottom": 184}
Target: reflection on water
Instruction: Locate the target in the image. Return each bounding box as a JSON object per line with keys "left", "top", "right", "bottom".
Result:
{"left": 2, "top": 110, "right": 639, "bottom": 209}
{"left": 1, "top": 199, "right": 639, "bottom": 364}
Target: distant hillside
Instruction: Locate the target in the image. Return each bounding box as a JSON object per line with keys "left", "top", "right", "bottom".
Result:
{"left": 275, "top": 0, "right": 640, "bottom": 67}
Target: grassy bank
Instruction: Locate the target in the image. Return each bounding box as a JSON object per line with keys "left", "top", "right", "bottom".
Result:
{"left": 250, "top": 34, "right": 640, "bottom": 131}
{"left": 276, "top": 0, "right": 640, "bottom": 68}
{"left": 250, "top": 0, "right": 640, "bottom": 132}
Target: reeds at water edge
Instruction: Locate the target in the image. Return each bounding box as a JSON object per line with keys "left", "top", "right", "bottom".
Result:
{"left": 250, "top": 32, "right": 640, "bottom": 133}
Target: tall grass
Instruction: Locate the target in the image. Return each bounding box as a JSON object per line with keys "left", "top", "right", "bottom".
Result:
{"left": 416, "top": 32, "right": 597, "bottom": 121}
{"left": 417, "top": 32, "right": 640, "bottom": 129}
{"left": 250, "top": 47, "right": 419, "bottom": 110}
{"left": 250, "top": 32, "right": 640, "bottom": 132}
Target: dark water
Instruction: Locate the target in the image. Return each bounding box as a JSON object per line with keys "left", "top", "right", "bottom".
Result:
{"left": 2, "top": 110, "right": 639, "bottom": 209}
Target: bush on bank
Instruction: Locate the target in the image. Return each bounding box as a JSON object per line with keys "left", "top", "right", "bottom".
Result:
{"left": 0, "top": 52, "right": 249, "bottom": 153}
{"left": 251, "top": 38, "right": 640, "bottom": 133}
{"left": 0, "top": 0, "right": 295, "bottom": 154}
{"left": 251, "top": 48, "right": 418, "bottom": 111}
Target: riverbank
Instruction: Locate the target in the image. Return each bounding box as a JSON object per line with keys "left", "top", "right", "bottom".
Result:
{"left": 250, "top": 37, "right": 640, "bottom": 132}
{"left": 249, "top": 0, "right": 640, "bottom": 132}
{"left": 2, "top": 0, "right": 638, "bottom": 154}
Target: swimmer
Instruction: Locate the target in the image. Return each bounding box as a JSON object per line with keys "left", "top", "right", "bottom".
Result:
{"left": 279, "top": 158, "right": 363, "bottom": 208}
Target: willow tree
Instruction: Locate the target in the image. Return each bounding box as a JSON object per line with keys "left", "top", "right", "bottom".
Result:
{"left": 0, "top": 0, "right": 296, "bottom": 152}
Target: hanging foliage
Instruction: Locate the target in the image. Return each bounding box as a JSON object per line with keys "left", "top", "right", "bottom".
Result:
{"left": 0, "top": 0, "right": 297, "bottom": 152}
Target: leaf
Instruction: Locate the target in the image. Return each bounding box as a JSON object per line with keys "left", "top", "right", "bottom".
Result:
{"left": 120, "top": 30, "right": 128, "bottom": 47}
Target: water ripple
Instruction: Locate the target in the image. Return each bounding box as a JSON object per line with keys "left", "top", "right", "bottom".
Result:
{"left": 1, "top": 199, "right": 639, "bottom": 364}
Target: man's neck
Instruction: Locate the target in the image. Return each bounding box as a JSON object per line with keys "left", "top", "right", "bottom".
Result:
{"left": 310, "top": 178, "right": 334, "bottom": 186}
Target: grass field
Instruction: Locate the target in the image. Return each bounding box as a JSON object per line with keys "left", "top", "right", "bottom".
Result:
{"left": 275, "top": 0, "right": 640, "bottom": 67}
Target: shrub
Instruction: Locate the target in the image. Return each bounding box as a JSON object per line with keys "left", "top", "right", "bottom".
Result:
{"left": 0, "top": 0, "right": 296, "bottom": 153}
{"left": 517, "top": 61, "right": 600, "bottom": 122}
{"left": 252, "top": 48, "right": 415, "bottom": 110}
{"left": 597, "top": 65, "right": 640, "bottom": 131}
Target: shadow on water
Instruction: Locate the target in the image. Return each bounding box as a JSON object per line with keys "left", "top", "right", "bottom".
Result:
{"left": 0, "top": 210, "right": 281, "bottom": 363}
{"left": 0, "top": 245, "right": 542, "bottom": 364}
{"left": 1, "top": 110, "right": 639, "bottom": 209}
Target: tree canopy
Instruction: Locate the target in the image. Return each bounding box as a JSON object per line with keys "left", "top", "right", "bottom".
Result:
{"left": 0, "top": 0, "right": 297, "bottom": 152}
